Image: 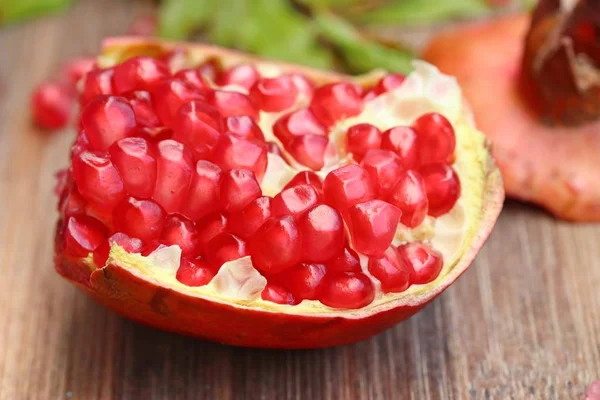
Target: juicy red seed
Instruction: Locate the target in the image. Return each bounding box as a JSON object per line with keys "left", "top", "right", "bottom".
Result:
{"left": 388, "top": 170, "right": 428, "bottom": 228}
{"left": 174, "top": 68, "right": 209, "bottom": 90}
{"left": 81, "top": 68, "right": 114, "bottom": 105}
{"left": 197, "top": 59, "right": 221, "bottom": 82}
{"left": 225, "top": 115, "right": 265, "bottom": 142}
{"left": 288, "top": 73, "right": 315, "bottom": 99}
{"left": 323, "top": 164, "right": 375, "bottom": 212}
{"left": 360, "top": 149, "right": 403, "bottom": 196}
{"left": 273, "top": 108, "right": 326, "bottom": 147}
{"left": 272, "top": 184, "right": 319, "bottom": 219}
{"left": 309, "top": 82, "right": 363, "bottom": 127}
{"left": 72, "top": 151, "right": 125, "bottom": 210}
{"left": 60, "top": 188, "right": 87, "bottom": 217}
{"left": 152, "top": 79, "right": 206, "bottom": 126}
{"left": 64, "top": 216, "right": 106, "bottom": 257}
{"left": 196, "top": 213, "right": 228, "bottom": 251}
{"left": 346, "top": 123, "right": 382, "bottom": 161}
{"left": 397, "top": 242, "right": 443, "bottom": 284}
{"left": 413, "top": 112, "right": 456, "bottom": 165}
{"left": 374, "top": 73, "right": 405, "bottom": 95}
{"left": 93, "top": 232, "right": 144, "bottom": 266}
{"left": 228, "top": 196, "right": 272, "bottom": 240}
{"left": 152, "top": 140, "right": 194, "bottom": 213}
{"left": 208, "top": 90, "right": 259, "bottom": 120}
{"left": 347, "top": 200, "right": 401, "bottom": 256}
{"left": 284, "top": 171, "right": 323, "bottom": 195}
{"left": 218, "top": 64, "right": 260, "bottom": 90}
{"left": 172, "top": 101, "right": 223, "bottom": 158}
{"left": 113, "top": 197, "right": 165, "bottom": 241}
{"left": 141, "top": 240, "right": 161, "bottom": 256}
{"left": 109, "top": 137, "right": 157, "bottom": 199}
{"left": 319, "top": 272, "right": 375, "bottom": 309}
{"left": 326, "top": 247, "right": 361, "bottom": 272}
{"left": 113, "top": 56, "right": 170, "bottom": 94}
{"left": 249, "top": 76, "right": 299, "bottom": 112}
{"left": 63, "top": 58, "right": 95, "bottom": 87}
{"left": 368, "top": 247, "right": 412, "bottom": 293}
{"left": 299, "top": 204, "right": 345, "bottom": 262}
{"left": 280, "top": 263, "right": 326, "bottom": 301}
{"left": 381, "top": 126, "right": 419, "bottom": 169}
{"left": 261, "top": 284, "right": 296, "bottom": 305}
{"left": 136, "top": 126, "right": 173, "bottom": 142}
{"left": 159, "top": 49, "right": 188, "bottom": 72}
{"left": 363, "top": 90, "right": 377, "bottom": 102}
{"left": 205, "top": 233, "right": 248, "bottom": 267}
{"left": 81, "top": 95, "right": 136, "bottom": 151}
{"left": 176, "top": 258, "right": 216, "bottom": 287}
{"left": 181, "top": 160, "right": 223, "bottom": 221}
{"left": 71, "top": 132, "right": 89, "bottom": 159}
{"left": 31, "top": 81, "right": 74, "bottom": 129}
{"left": 211, "top": 134, "right": 268, "bottom": 181}
{"left": 420, "top": 163, "right": 460, "bottom": 217}
{"left": 123, "top": 90, "right": 160, "bottom": 127}
{"left": 266, "top": 142, "right": 285, "bottom": 158}
{"left": 287, "top": 134, "right": 329, "bottom": 171}
{"left": 160, "top": 215, "right": 199, "bottom": 255}
{"left": 248, "top": 216, "right": 302, "bottom": 274}
{"left": 220, "top": 169, "right": 262, "bottom": 212}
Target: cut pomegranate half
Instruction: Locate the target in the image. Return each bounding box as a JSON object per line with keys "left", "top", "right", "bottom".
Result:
{"left": 54, "top": 37, "right": 503, "bottom": 349}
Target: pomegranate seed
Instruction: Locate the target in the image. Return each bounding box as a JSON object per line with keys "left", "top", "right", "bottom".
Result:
{"left": 211, "top": 134, "right": 268, "bottom": 181}
{"left": 141, "top": 241, "right": 161, "bottom": 256}
{"left": 249, "top": 76, "right": 298, "bottom": 112}
{"left": 172, "top": 101, "right": 223, "bottom": 158}
{"left": 113, "top": 197, "right": 165, "bottom": 241}
{"left": 273, "top": 108, "right": 326, "bottom": 147}
{"left": 381, "top": 126, "right": 419, "bottom": 169}
{"left": 346, "top": 123, "right": 382, "bottom": 161}
{"left": 284, "top": 171, "right": 324, "bottom": 195}
{"left": 174, "top": 68, "right": 209, "bottom": 91}
{"left": 136, "top": 126, "right": 173, "bottom": 142}
{"left": 261, "top": 284, "right": 296, "bottom": 305}
{"left": 224, "top": 115, "right": 265, "bottom": 142}
{"left": 159, "top": 48, "right": 188, "bottom": 73}
{"left": 152, "top": 78, "right": 205, "bottom": 126}
{"left": 388, "top": 170, "right": 428, "bottom": 228}
{"left": 323, "top": 164, "right": 375, "bottom": 212}
{"left": 287, "top": 134, "right": 329, "bottom": 171}
{"left": 360, "top": 149, "right": 403, "bottom": 196}
{"left": 81, "top": 68, "right": 114, "bottom": 105}
{"left": 319, "top": 272, "right": 375, "bottom": 309}
{"left": 272, "top": 184, "right": 319, "bottom": 219}
{"left": 266, "top": 142, "right": 285, "bottom": 158}
{"left": 299, "top": 204, "right": 344, "bottom": 262}
{"left": 109, "top": 137, "right": 157, "bottom": 199}
{"left": 205, "top": 233, "right": 248, "bottom": 267}
{"left": 123, "top": 90, "right": 160, "bottom": 127}
{"left": 368, "top": 246, "right": 412, "bottom": 293}
{"left": 397, "top": 242, "right": 443, "bottom": 284}
{"left": 113, "top": 56, "right": 170, "bottom": 94}
{"left": 374, "top": 73, "right": 405, "bottom": 95}
{"left": 176, "top": 258, "right": 216, "bottom": 287}
{"left": 220, "top": 169, "right": 262, "bottom": 212}
{"left": 347, "top": 200, "right": 401, "bottom": 256}
{"left": 70, "top": 132, "right": 89, "bottom": 159}
{"left": 280, "top": 263, "right": 326, "bottom": 300}
{"left": 60, "top": 188, "right": 87, "bottom": 217}
{"left": 196, "top": 213, "right": 228, "bottom": 252}
{"left": 208, "top": 90, "right": 259, "bottom": 120}
{"left": 31, "top": 81, "right": 74, "bottom": 129}
{"left": 160, "top": 214, "right": 199, "bottom": 255}
{"left": 413, "top": 112, "right": 456, "bottom": 165}
{"left": 228, "top": 196, "right": 272, "bottom": 239}
{"left": 72, "top": 151, "right": 125, "bottom": 210}
{"left": 93, "top": 232, "right": 143, "bottom": 266}
{"left": 248, "top": 216, "right": 302, "bottom": 274}
{"left": 197, "top": 59, "right": 221, "bottom": 82}
{"left": 81, "top": 95, "right": 136, "bottom": 151}
{"left": 218, "top": 64, "right": 260, "bottom": 90}
{"left": 153, "top": 140, "right": 194, "bottom": 213}
{"left": 362, "top": 90, "right": 377, "bottom": 102}
{"left": 64, "top": 216, "right": 106, "bottom": 257}
{"left": 326, "top": 247, "right": 361, "bottom": 272}
{"left": 62, "top": 58, "right": 95, "bottom": 87}
{"left": 420, "top": 163, "right": 460, "bottom": 217}
{"left": 288, "top": 73, "right": 315, "bottom": 99}
{"left": 181, "top": 160, "right": 223, "bottom": 221}
{"left": 309, "top": 82, "right": 363, "bottom": 127}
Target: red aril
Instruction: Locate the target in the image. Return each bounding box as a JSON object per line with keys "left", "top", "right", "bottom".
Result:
{"left": 205, "top": 233, "right": 248, "bottom": 267}
{"left": 153, "top": 140, "right": 194, "bottom": 213}
{"left": 196, "top": 213, "right": 228, "bottom": 252}
{"left": 261, "top": 284, "right": 296, "bottom": 305}
{"left": 64, "top": 216, "right": 107, "bottom": 257}
{"left": 60, "top": 188, "right": 87, "bottom": 217}
{"left": 136, "top": 126, "right": 173, "bottom": 142}
{"left": 347, "top": 200, "right": 401, "bottom": 256}
{"left": 397, "top": 242, "right": 443, "bottom": 284}
{"left": 208, "top": 90, "right": 259, "bottom": 120}
{"left": 176, "top": 258, "right": 216, "bottom": 286}
{"left": 360, "top": 149, "right": 403, "bottom": 196}
{"left": 368, "top": 246, "right": 412, "bottom": 293}
{"left": 160, "top": 214, "right": 199, "bottom": 255}
{"left": 420, "top": 163, "right": 460, "bottom": 217}
{"left": 220, "top": 169, "right": 262, "bottom": 212}
{"left": 224, "top": 115, "right": 265, "bottom": 142}
{"left": 172, "top": 101, "right": 223, "bottom": 158}
{"left": 319, "top": 272, "right": 375, "bottom": 309}
{"left": 174, "top": 68, "right": 210, "bottom": 91}
{"left": 280, "top": 263, "right": 326, "bottom": 301}
{"left": 123, "top": 90, "right": 160, "bottom": 128}
{"left": 196, "top": 59, "right": 221, "bottom": 82}
{"left": 346, "top": 123, "right": 382, "bottom": 161}
{"left": 181, "top": 160, "right": 223, "bottom": 221}
{"left": 266, "top": 142, "right": 285, "bottom": 158}
{"left": 70, "top": 132, "right": 90, "bottom": 159}
{"left": 31, "top": 81, "right": 74, "bottom": 129}
{"left": 248, "top": 216, "right": 302, "bottom": 274}
{"left": 288, "top": 73, "right": 315, "bottom": 99}
{"left": 284, "top": 171, "right": 324, "bottom": 195}
{"left": 309, "top": 82, "right": 363, "bottom": 127}
{"left": 113, "top": 197, "right": 165, "bottom": 241}
{"left": 326, "top": 247, "right": 361, "bottom": 273}
{"left": 373, "top": 73, "right": 405, "bottom": 95}
{"left": 249, "top": 76, "right": 299, "bottom": 112}
{"left": 228, "top": 196, "right": 272, "bottom": 240}
{"left": 113, "top": 56, "right": 170, "bottom": 93}
{"left": 272, "top": 184, "right": 319, "bottom": 219}
{"left": 81, "top": 68, "right": 114, "bottom": 105}
{"left": 273, "top": 108, "right": 326, "bottom": 147}
{"left": 152, "top": 78, "right": 206, "bottom": 125}
{"left": 287, "top": 134, "right": 329, "bottom": 171}
{"left": 109, "top": 137, "right": 157, "bottom": 199}
{"left": 413, "top": 113, "right": 456, "bottom": 165}
{"left": 381, "top": 126, "right": 419, "bottom": 169}
{"left": 93, "top": 232, "right": 144, "bottom": 266}
{"left": 81, "top": 95, "right": 136, "bottom": 151}
{"left": 323, "top": 164, "right": 375, "bottom": 212}
{"left": 218, "top": 64, "right": 259, "bottom": 89}
{"left": 72, "top": 151, "right": 125, "bottom": 210}
{"left": 62, "top": 58, "right": 95, "bottom": 87}
{"left": 211, "top": 134, "right": 268, "bottom": 181}
{"left": 299, "top": 204, "right": 344, "bottom": 262}
{"left": 388, "top": 170, "right": 428, "bottom": 228}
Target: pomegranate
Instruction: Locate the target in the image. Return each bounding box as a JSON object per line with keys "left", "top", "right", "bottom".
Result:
{"left": 53, "top": 37, "right": 503, "bottom": 348}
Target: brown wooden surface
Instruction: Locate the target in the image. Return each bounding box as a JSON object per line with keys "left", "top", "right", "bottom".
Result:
{"left": 0, "top": 1, "right": 599, "bottom": 399}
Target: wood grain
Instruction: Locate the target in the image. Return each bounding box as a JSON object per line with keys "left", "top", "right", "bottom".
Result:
{"left": 0, "top": 1, "right": 598, "bottom": 399}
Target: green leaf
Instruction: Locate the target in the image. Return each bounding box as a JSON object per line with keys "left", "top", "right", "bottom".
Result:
{"left": 158, "top": 0, "right": 217, "bottom": 39}
{"left": 0, "top": 0, "right": 74, "bottom": 24}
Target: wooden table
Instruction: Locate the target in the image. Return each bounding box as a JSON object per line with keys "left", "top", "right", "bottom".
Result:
{"left": 1, "top": 1, "right": 598, "bottom": 399}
